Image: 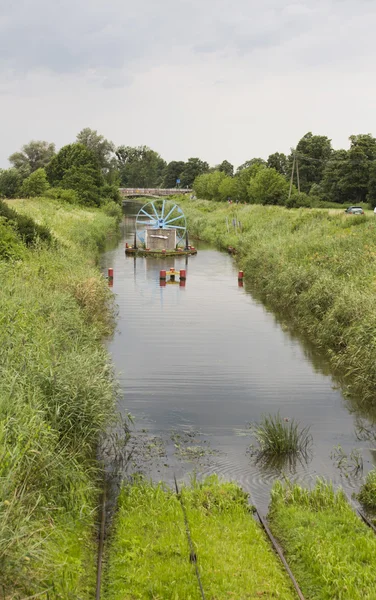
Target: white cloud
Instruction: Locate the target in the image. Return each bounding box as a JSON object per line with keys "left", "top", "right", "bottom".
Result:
{"left": 0, "top": 0, "right": 376, "bottom": 167}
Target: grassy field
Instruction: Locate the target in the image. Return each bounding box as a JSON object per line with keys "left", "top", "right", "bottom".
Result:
{"left": 103, "top": 476, "right": 295, "bottom": 600}
{"left": 0, "top": 199, "right": 120, "bottom": 598}
{"left": 269, "top": 480, "right": 376, "bottom": 600}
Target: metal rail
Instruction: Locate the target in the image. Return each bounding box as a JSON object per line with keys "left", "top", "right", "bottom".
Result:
{"left": 174, "top": 476, "right": 206, "bottom": 600}
{"left": 252, "top": 506, "right": 306, "bottom": 600}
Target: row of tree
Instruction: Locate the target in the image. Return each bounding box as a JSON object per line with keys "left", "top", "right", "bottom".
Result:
{"left": 0, "top": 130, "right": 215, "bottom": 204}
{"left": 1, "top": 130, "right": 376, "bottom": 207}
{"left": 193, "top": 133, "right": 376, "bottom": 208}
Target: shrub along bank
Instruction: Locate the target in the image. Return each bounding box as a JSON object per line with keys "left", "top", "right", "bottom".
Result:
{"left": 269, "top": 481, "right": 376, "bottom": 600}
{"left": 0, "top": 199, "right": 120, "bottom": 597}
{"left": 104, "top": 476, "right": 295, "bottom": 600}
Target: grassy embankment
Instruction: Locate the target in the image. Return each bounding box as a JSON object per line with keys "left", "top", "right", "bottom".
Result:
{"left": 269, "top": 480, "right": 376, "bottom": 600}
{"left": 179, "top": 198, "right": 376, "bottom": 409}
{"left": 104, "top": 475, "right": 295, "bottom": 600}
{"left": 0, "top": 199, "right": 121, "bottom": 598}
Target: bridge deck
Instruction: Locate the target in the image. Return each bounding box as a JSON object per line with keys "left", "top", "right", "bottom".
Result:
{"left": 120, "top": 188, "right": 192, "bottom": 197}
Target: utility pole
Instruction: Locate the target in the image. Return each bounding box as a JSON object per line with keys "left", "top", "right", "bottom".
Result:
{"left": 296, "top": 155, "right": 301, "bottom": 195}
{"left": 288, "top": 151, "right": 296, "bottom": 200}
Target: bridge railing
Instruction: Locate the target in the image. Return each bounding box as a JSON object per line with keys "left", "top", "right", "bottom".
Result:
{"left": 119, "top": 188, "right": 192, "bottom": 196}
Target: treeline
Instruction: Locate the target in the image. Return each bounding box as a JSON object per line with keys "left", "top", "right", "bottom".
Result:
{"left": 193, "top": 132, "right": 376, "bottom": 208}
{"left": 2, "top": 129, "right": 376, "bottom": 207}
{"left": 0, "top": 129, "right": 212, "bottom": 204}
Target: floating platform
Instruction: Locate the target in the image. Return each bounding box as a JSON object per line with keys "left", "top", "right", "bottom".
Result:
{"left": 125, "top": 246, "right": 197, "bottom": 257}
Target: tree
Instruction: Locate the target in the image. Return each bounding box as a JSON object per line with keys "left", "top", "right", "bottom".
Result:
{"left": 20, "top": 168, "right": 49, "bottom": 197}
{"left": 218, "top": 176, "right": 237, "bottom": 202}
{"left": 235, "top": 163, "right": 266, "bottom": 202}
{"left": 290, "top": 132, "right": 332, "bottom": 193}
{"left": 236, "top": 158, "right": 266, "bottom": 173}
{"left": 46, "top": 143, "right": 104, "bottom": 205}
{"left": 0, "top": 169, "right": 21, "bottom": 198}
{"left": 367, "top": 163, "right": 376, "bottom": 208}
{"left": 180, "top": 158, "right": 209, "bottom": 188}
{"left": 9, "top": 141, "right": 55, "bottom": 177}
{"left": 216, "top": 160, "right": 234, "bottom": 177}
{"left": 116, "top": 146, "right": 166, "bottom": 187}
{"left": 267, "top": 152, "right": 288, "bottom": 176}
{"left": 320, "top": 149, "right": 349, "bottom": 204}
{"left": 76, "top": 128, "right": 115, "bottom": 171}
{"left": 163, "top": 161, "right": 186, "bottom": 188}
{"left": 59, "top": 166, "right": 103, "bottom": 206}
{"left": 46, "top": 143, "right": 102, "bottom": 185}
{"left": 248, "top": 168, "right": 290, "bottom": 205}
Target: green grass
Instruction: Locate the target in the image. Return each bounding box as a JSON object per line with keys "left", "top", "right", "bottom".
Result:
{"left": 269, "top": 480, "right": 376, "bottom": 599}
{"left": 104, "top": 476, "right": 295, "bottom": 599}
{"left": 250, "top": 413, "right": 312, "bottom": 460}
{"left": 358, "top": 469, "right": 376, "bottom": 513}
{"left": 0, "top": 199, "right": 119, "bottom": 597}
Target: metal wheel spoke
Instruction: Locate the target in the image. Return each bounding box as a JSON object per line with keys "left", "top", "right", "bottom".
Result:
{"left": 164, "top": 215, "right": 184, "bottom": 225}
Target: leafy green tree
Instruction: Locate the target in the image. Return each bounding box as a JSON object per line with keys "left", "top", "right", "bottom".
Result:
{"left": 76, "top": 128, "right": 115, "bottom": 171}
{"left": 46, "top": 143, "right": 102, "bottom": 186}
{"left": 218, "top": 176, "right": 237, "bottom": 202}
{"left": 59, "top": 166, "right": 103, "bottom": 206}
{"left": 20, "top": 168, "right": 49, "bottom": 197}
{"left": 267, "top": 153, "right": 288, "bottom": 176}
{"left": 349, "top": 134, "right": 376, "bottom": 160}
{"left": 193, "top": 173, "right": 210, "bottom": 199}
{"left": 367, "top": 163, "right": 376, "bottom": 208}
{"left": 235, "top": 163, "right": 266, "bottom": 202}
{"left": 216, "top": 160, "right": 234, "bottom": 177}
{"left": 290, "top": 132, "right": 332, "bottom": 193}
{"left": 116, "top": 146, "right": 166, "bottom": 187}
{"left": 9, "top": 141, "right": 55, "bottom": 177}
{"left": 163, "top": 161, "right": 186, "bottom": 188}
{"left": 180, "top": 158, "right": 209, "bottom": 188}
{"left": 341, "top": 145, "right": 370, "bottom": 204}
{"left": 236, "top": 158, "right": 266, "bottom": 173}
{"left": 248, "top": 168, "right": 290, "bottom": 205}
{"left": 0, "top": 169, "right": 21, "bottom": 198}
{"left": 46, "top": 143, "right": 104, "bottom": 205}
{"left": 320, "top": 149, "right": 349, "bottom": 203}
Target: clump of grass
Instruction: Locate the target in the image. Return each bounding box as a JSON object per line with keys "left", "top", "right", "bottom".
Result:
{"left": 269, "top": 479, "right": 376, "bottom": 599}
{"left": 250, "top": 413, "right": 312, "bottom": 463}
{"left": 358, "top": 469, "right": 376, "bottom": 512}
{"left": 104, "top": 476, "right": 295, "bottom": 599}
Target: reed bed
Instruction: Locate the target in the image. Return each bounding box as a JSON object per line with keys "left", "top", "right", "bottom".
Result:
{"left": 250, "top": 413, "right": 312, "bottom": 460}
{"left": 0, "top": 199, "right": 119, "bottom": 597}
{"left": 269, "top": 480, "right": 376, "bottom": 599}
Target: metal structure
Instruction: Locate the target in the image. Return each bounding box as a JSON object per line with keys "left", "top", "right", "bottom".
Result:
{"left": 120, "top": 188, "right": 192, "bottom": 198}
{"left": 135, "top": 199, "right": 187, "bottom": 245}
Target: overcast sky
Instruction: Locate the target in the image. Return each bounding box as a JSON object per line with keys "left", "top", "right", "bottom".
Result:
{"left": 1, "top": 0, "right": 375, "bottom": 168}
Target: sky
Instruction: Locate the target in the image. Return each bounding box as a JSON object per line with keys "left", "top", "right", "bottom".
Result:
{"left": 1, "top": 0, "right": 376, "bottom": 169}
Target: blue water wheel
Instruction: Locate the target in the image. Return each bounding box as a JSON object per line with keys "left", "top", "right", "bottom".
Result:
{"left": 135, "top": 200, "right": 187, "bottom": 244}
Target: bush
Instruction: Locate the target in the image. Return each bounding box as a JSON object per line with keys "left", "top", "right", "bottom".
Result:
{"left": 44, "top": 187, "right": 79, "bottom": 204}
{"left": 0, "top": 219, "right": 24, "bottom": 260}
{"left": 358, "top": 470, "right": 376, "bottom": 512}
{"left": 0, "top": 199, "right": 52, "bottom": 245}
{"left": 20, "top": 168, "right": 49, "bottom": 197}
{"left": 102, "top": 201, "right": 123, "bottom": 222}
{"left": 0, "top": 168, "right": 21, "bottom": 198}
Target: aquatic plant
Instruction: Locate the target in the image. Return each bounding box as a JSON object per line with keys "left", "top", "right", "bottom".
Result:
{"left": 269, "top": 479, "right": 376, "bottom": 599}
{"left": 250, "top": 413, "right": 312, "bottom": 461}
{"left": 358, "top": 469, "right": 376, "bottom": 512}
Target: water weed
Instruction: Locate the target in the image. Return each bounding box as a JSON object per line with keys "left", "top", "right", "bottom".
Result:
{"left": 250, "top": 413, "right": 312, "bottom": 461}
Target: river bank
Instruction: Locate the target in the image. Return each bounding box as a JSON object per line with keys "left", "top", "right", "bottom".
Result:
{"left": 0, "top": 199, "right": 121, "bottom": 598}
{"left": 178, "top": 198, "right": 376, "bottom": 413}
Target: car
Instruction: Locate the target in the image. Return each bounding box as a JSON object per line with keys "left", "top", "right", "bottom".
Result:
{"left": 344, "top": 206, "right": 364, "bottom": 214}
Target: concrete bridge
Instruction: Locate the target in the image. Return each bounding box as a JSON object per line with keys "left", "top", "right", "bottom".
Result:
{"left": 120, "top": 187, "right": 192, "bottom": 199}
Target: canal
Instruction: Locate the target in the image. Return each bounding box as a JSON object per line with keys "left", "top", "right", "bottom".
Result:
{"left": 101, "top": 201, "right": 374, "bottom": 510}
